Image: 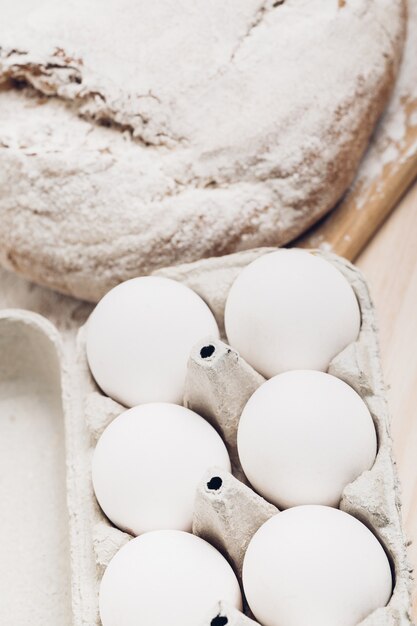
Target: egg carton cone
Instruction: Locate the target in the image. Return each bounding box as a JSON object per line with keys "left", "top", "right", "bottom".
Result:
{"left": 201, "top": 601, "right": 260, "bottom": 626}
{"left": 0, "top": 248, "right": 412, "bottom": 626}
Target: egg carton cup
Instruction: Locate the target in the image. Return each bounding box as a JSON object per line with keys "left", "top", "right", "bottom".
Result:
{"left": 0, "top": 247, "right": 412, "bottom": 626}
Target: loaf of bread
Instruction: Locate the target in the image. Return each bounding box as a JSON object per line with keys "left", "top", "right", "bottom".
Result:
{"left": 0, "top": 0, "right": 406, "bottom": 300}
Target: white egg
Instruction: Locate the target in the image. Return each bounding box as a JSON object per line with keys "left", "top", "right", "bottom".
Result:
{"left": 237, "top": 370, "right": 376, "bottom": 508}
{"left": 92, "top": 403, "right": 231, "bottom": 535}
{"left": 243, "top": 506, "right": 392, "bottom": 626}
{"left": 86, "top": 276, "right": 219, "bottom": 406}
{"left": 99, "top": 530, "right": 242, "bottom": 626}
{"left": 224, "top": 249, "right": 360, "bottom": 377}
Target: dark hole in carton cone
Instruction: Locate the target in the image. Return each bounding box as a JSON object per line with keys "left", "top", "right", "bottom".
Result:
{"left": 200, "top": 345, "right": 215, "bottom": 359}
{"left": 207, "top": 476, "right": 223, "bottom": 491}
{"left": 211, "top": 616, "right": 228, "bottom": 626}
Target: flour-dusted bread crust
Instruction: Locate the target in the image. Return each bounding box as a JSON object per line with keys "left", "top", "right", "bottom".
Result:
{"left": 0, "top": 0, "right": 406, "bottom": 301}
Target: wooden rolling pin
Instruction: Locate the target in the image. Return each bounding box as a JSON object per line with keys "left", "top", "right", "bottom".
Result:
{"left": 295, "top": 98, "right": 417, "bottom": 262}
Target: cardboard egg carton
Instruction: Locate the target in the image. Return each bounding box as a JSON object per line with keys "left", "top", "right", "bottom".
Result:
{"left": 0, "top": 248, "right": 412, "bottom": 625}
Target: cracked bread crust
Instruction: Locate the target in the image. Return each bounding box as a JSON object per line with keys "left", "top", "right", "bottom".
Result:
{"left": 0, "top": 0, "right": 407, "bottom": 301}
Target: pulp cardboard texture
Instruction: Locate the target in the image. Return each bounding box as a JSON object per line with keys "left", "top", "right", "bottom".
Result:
{"left": 0, "top": 248, "right": 412, "bottom": 626}
{"left": 0, "top": 310, "right": 73, "bottom": 626}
